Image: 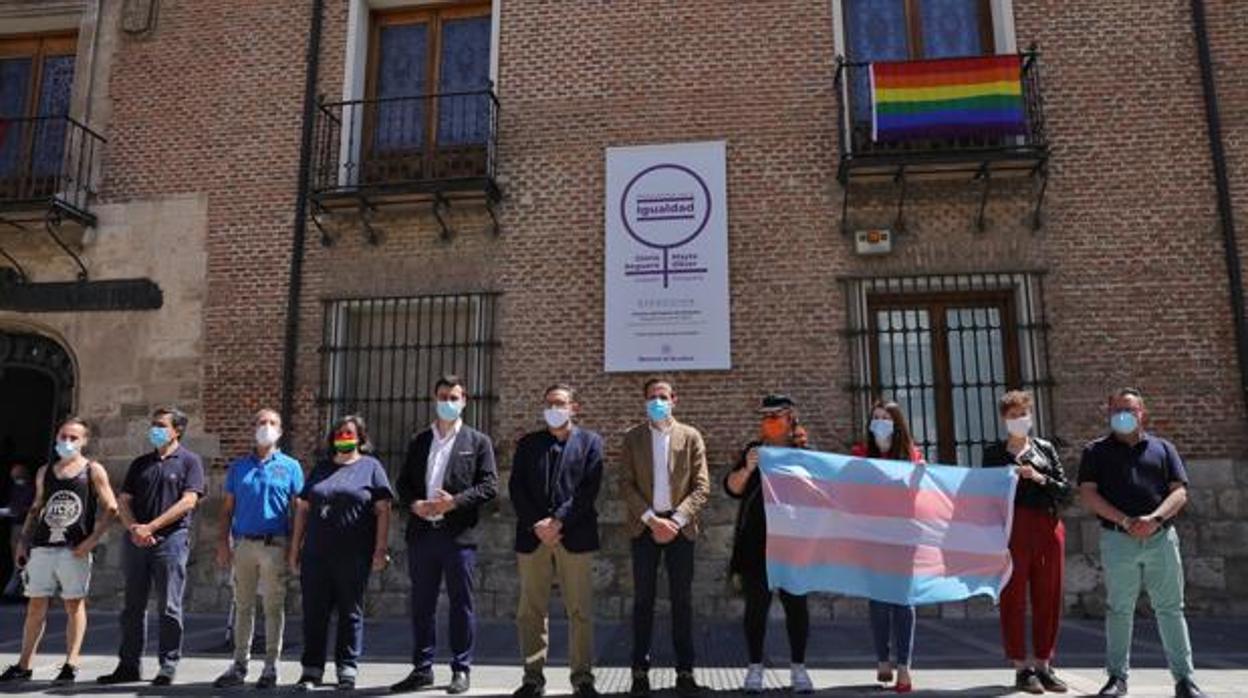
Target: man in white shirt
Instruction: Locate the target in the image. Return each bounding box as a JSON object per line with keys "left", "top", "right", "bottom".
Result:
{"left": 619, "top": 377, "right": 710, "bottom": 698}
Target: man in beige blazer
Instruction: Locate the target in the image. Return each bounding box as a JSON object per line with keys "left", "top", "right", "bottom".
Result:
{"left": 619, "top": 377, "right": 710, "bottom": 698}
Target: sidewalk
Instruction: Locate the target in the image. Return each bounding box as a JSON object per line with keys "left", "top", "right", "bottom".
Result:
{"left": 1, "top": 607, "right": 1245, "bottom": 696}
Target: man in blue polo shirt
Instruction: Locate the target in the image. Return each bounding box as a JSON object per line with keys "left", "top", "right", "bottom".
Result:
{"left": 98, "top": 407, "right": 205, "bottom": 687}
{"left": 212, "top": 408, "right": 304, "bottom": 689}
{"left": 1078, "top": 388, "right": 1205, "bottom": 698}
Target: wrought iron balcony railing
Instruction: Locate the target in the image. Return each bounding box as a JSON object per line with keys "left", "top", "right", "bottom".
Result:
{"left": 0, "top": 114, "right": 104, "bottom": 226}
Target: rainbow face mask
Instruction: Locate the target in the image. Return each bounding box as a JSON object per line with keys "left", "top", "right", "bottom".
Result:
{"left": 332, "top": 431, "right": 358, "bottom": 453}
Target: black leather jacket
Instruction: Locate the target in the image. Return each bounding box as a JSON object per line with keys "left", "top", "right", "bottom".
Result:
{"left": 983, "top": 437, "right": 1073, "bottom": 513}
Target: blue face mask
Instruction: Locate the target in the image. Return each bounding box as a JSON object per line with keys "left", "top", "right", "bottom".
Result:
{"left": 1110, "top": 410, "right": 1138, "bottom": 435}
{"left": 148, "top": 426, "right": 173, "bottom": 449}
{"left": 436, "top": 400, "right": 464, "bottom": 422}
{"left": 646, "top": 398, "right": 672, "bottom": 423}
{"left": 54, "top": 440, "right": 78, "bottom": 460}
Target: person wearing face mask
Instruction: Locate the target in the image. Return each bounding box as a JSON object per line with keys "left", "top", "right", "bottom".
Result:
{"left": 211, "top": 409, "right": 304, "bottom": 689}
{"left": 725, "top": 394, "right": 813, "bottom": 695}
{"left": 619, "top": 376, "right": 710, "bottom": 698}
{"left": 508, "top": 384, "right": 604, "bottom": 698}
{"left": 97, "top": 407, "right": 204, "bottom": 687}
{"left": 0, "top": 418, "right": 117, "bottom": 686}
{"left": 1077, "top": 389, "right": 1205, "bottom": 698}
{"left": 983, "top": 391, "right": 1071, "bottom": 695}
{"left": 392, "top": 375, "right": 498, "bottom": 695}
{"left": 289, "top": 414, "right": 393, "bottom": 692}
{"left": 850, "top": 400, "right": 924, "bottom": 694}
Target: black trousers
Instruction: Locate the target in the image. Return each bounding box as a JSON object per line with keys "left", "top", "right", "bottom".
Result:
{"left": 740, "top": 569, "right": 809, "bottom": 664}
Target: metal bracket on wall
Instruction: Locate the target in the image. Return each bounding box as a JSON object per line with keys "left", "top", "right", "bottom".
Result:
{"left": 485, "top": 196, "right": 499, "bottom": 237}
{"left": 0, "top": 243, "right": 28, "bottom": 283}
{"left": 433, "top": 193, "right": 453, "bottom": 240}
{"left": 44, "top": 210, "right": 89, "bottom": 281}
{"left": 1031, "top": 162, "right": 1049, "bottom": 231}
{"left": 310, "top": 200, "right": 336, "bottom": 247}
{"left": 974, "top": 164, "right": 992, "bottom": 233}
{"left": 358, "top": 199, "right": 381, "bottom": 245}
{"left": 893, "top": 167, "right": 908, "bottom": 233}
{"left": 840, "top": 183, "right": 851, "bottom": 236}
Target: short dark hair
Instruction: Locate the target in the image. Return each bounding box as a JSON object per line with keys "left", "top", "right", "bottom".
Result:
{"left": 642, "top": 376, "right": 675, "bottom": 397}
{"left": 544, "top": 383, "right": 578, "bottom": 403}
{"left": 58, "top": 416, "right": 92, "bottom": 438}
{"left": 326, "top": 414, "right": 372, "bottom": 455}
{"left": 1110, "top": 387, "right": 1145, "bottom": 406}
{"left": 152, "top": 406, "right": 189, "bottom": 437}
{"left": 434, "top": 374, "right": 467, "bottom": 396}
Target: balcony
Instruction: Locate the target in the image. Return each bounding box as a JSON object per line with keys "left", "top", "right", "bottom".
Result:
{"left": 834, "top": 49, "right": 1050, "bottom": 232}
{"left": 310, "top": 89, "right": 500, "bottom": 241}
{"left": 0, "top": 115, "right": 104, "bottom": 228}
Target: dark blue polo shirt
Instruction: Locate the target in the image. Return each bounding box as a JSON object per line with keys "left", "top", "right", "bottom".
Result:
{"left": 225, "top": 450, "right": 304, "bottom": 537}
{"left": 300, "top": 455, "right": 393, "bottom": 557}
{"left": 122, "top": 444, "right": 206, "bottom": 537}
{"left": 1077, "top": 432, "right": 1189, "bottom": 524}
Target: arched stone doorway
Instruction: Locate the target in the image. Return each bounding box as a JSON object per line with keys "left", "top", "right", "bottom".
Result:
{"left": 0, "top": 330, "right": 75, "bottom": 469}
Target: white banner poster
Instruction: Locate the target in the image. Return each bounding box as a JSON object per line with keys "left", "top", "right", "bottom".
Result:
{"left": 604, "top": 141, "right": 731, "bottom": 372}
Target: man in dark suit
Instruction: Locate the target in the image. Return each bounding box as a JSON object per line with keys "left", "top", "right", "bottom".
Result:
{"left": 391, "top": 375, "right": 498, "bottom": 695}
{"left": 509, "top": 384, "right": 603, "bottom": 698}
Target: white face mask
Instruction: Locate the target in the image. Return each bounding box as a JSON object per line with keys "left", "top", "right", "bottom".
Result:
{"left": 543, "top": 407, "right": 571, "bottom": 429}
{"left": 1005, "top": 415, "right": 1033, "bottom": 438}
{"left": 869, "top": 418, "right": 894, "bottom": 451}
{"left": 255, "top": 424, "right": 281, "bottom": 447}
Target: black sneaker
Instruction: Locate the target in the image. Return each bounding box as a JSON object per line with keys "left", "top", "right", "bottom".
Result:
{"left": 514, "top": 682, "right": 545, "bottom": 698}
{"left": 53, "top": 664, "right": 78, "bottom": 685}
{"left": 676, "top": 672, "right": 702, "bottom": 697}
{"left": 1097, "top": 676, "right": 1128, "bottom": 697}
{"left": 294, "top": 674, "right": 321, "bottom": 692}
{"left": 338, "top": 676, "right": 357, "bottom": 691}
{"left": 629, "top": 672, "right": 651, "bottom": 698}
{"left": 255, "top": 670, "right": 278, "bottom": 690}
{"left": 213, "top": 664, "right": 247, "bottom": 688}
{"left": 448, "top": 671, "right": 470, "bottom": 695}
{"left": 96, "top": 666, "right": 142, "bottom": 684}
{"left": 0, "top": 665, "right": 32, "bottom": 683}
{"left": 1015, "top": 668, "right": 1043, "bottom": 695}
{"left": 392, "top": 669, "right": 435, "bottom": 692}
{"left": 1035, "top": 666, "right": 1068, "bottom": 693}
{"left": 574, "top": 684, "right": 600, "bottom": 698}
{"left": 151, "top": 673, "right": 174, "bottom": 687}
{"left": 1176, "top": 678, "right": 1208, "bottom": 698}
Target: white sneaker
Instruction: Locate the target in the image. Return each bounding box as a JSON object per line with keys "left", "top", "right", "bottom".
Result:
{"left": 743, "top": 664, "right": 765, "bottom": 693}
{"left": 790, "top": 664, "right": 814, "bottom": 694}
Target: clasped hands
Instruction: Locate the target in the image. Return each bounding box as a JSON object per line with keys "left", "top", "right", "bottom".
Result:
{"left": 409, "top": 489, "right": 456, "bottom": 519}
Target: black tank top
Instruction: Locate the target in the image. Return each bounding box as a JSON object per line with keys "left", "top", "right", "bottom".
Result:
{"left": 32, "top": 461, "right": 98, "bottom": 547}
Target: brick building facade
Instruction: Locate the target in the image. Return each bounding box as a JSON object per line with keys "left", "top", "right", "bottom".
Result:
{"left": 0, "top": 0, "right": 1245, "bottom": 623}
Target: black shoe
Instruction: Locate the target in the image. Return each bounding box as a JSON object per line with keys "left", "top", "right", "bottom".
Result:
{"left": 151, "top": 673, "right": 174, "bottom": 687}
{"left": 53, "top": 664, "right": 78, "bottom": 685}
{"left": 514, "top": 682, "right": 545, "bottom": 698}
{"left": 392, "top": 669, "right": 436, "bottom": 692}
{"left": 255, "top": 671, "right": 278, "bottom": 690}
{"left": 0, "top": 665, "right": 32, "bottom": 683}
{"left": 629, "top": 672, "right": 651, "bottom": 698}
{"left": 294, "top": 674, "right": 321, "bottom": 692}
{"left": 338, "top": 676, "right": 357, "bottom": 691}
{"left": 574, "top": 684, "right": 600, "bottom": 698}
{"left": 1176, "top": 678, "right": 1208, "bottom": 698}
{"left": 448, "top": 671, "right": 470, "bottom": 695}
{"left": 1035, "top": 667, "right": 1068, "bottom": 693}
{"left": 676, "top": 672, "right": 702, "bottom": 697}
{"left": 97, "top": 666, "right": 142, "bottom": 684}
{"left": 1097, "top": 676, "right": 1128, "bottom": 697}
{"left": 1015, "top": 669, "right": 1044, "bottom": 695}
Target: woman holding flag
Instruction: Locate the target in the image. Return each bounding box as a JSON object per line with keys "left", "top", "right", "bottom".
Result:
{"left": 850, "top": 400, "right": 925, "bottom": 694}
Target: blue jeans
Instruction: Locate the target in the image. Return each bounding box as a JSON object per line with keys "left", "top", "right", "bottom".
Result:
{"left": 631, "top": 533, "right": 695, "bottom": 673}
{"left": 869, "top": 600, "right": 915, "bottom": 667}
{"left": 118, "top": 529, "right": 190, "bottom": 672}
{"left": 300, "top": 551, "right": 371, "bottom": 680}
{"left": 409, "top": 529, "right": 478, "bottom": 673}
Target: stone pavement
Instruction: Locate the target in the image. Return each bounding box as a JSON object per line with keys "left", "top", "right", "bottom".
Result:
{"left": 0, "top": 607, "right": 1245, "bottom": 696}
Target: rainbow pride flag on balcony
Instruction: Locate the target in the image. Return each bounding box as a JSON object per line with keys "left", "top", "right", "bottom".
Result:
{"left": 870, "top": 55, "right": 1027, "bottom": 142}
{"left": 759, "top": 447, "right": 1018, "bottom": 606}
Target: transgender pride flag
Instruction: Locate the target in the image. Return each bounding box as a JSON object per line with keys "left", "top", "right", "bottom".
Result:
{"left": 759, "top": 447, "right": 1018, "bottom": 606}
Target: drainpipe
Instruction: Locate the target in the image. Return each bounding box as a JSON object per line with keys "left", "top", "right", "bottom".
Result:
{"left": 1191, "top": 0, "right": 1248, "bottom": 416}
{"left": 280, "top": 0, "right": 325, "bottom": 443}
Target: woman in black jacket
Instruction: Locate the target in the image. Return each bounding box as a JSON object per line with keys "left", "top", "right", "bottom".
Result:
{"left": 983, "top": 390, "right": 1071, "bottom": 695}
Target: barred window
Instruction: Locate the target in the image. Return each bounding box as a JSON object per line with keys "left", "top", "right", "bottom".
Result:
{"left": 841, "top": 272, "right": 1053, "bottom": 466}
{"left": 319, "top": 293, "right": 499, "bottom": 471}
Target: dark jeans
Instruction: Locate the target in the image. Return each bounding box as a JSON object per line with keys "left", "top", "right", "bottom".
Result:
{"left": 408, "top": 528, "right": 477, "bottom": 673}
{"left": 631, "top": 533, "right": 695, "bottom": 673}
{"left": 300, "top": 551, "right": 371, "bottom": 679}
{"left": 741, "top": 570, "right": 809, "bottom": 664}
{"left": 869, "top": 600, "right": 916, "bottom": 667}
{"left": 119, "top": 529, "right": 190, "bottom": 671}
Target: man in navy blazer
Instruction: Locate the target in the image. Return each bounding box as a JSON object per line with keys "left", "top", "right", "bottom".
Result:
{"left": 509, "top": 384, "right": 604, "bottom": 698}
{"left": 391, "top": 375, "right": 498, "bottom": 695}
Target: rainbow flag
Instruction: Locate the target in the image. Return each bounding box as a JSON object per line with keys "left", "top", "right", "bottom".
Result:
{"left": 870, "top": 55, "right": 1027, "bottom": 142}
{"left": 759, "top": 447, "right": 1018, "bottom": 606}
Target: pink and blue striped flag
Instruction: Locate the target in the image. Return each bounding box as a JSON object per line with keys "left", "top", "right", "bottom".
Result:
{"left": 760, "top": 447, "right": 1018, "bottom": 606}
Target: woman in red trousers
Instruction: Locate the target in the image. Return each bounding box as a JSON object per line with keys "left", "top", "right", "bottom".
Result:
{"left": 983, "top": 390, "right": 1072, "bottom": 695}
